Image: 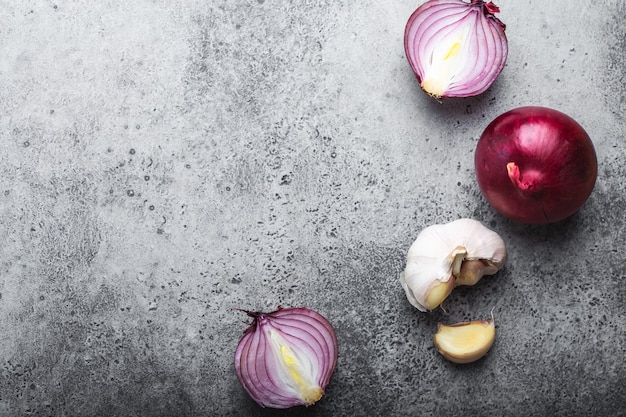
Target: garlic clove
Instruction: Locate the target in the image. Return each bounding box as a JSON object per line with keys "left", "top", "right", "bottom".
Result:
{"left": 400, "top": 256, "right": 456, "bottom": 311}
{"left": 455, "top": 259, "right": 500, "bottom": 286}
{"left": 433, "top": 318, "right": 495, "bottom": 364}
{"left": 423, "top": 279, "right": 455, "bottom": 311}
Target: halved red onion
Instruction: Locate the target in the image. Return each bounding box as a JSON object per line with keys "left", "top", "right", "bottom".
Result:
{"left": 404, "top": 0, "right": 508, "bottom": 99}
{"left": 234, "top": 306, "right": 338, "bottom": 409}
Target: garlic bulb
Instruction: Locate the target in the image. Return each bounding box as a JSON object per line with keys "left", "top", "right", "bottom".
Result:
{"left": 399, "top": 218, "right": 506, "bottom": 311}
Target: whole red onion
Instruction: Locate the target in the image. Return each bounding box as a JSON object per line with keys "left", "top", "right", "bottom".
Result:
{"left": 474, "top": 106, "right": 598, "bottom": 224}
{"left": 404, "top": 0, "right": 507, "bottom": 99}
{"left": 234, "top": 307, "right": 338, "bottom": 409}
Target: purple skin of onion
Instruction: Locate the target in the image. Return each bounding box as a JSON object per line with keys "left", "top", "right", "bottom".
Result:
{"left": 404, "top": 0, "right": 507, "bottom": 99}
{"left": 474, "top": 106, "right": 598, "bottom": 224}
{"left": 234, "top": 306, "right": 338, "bottom": 409}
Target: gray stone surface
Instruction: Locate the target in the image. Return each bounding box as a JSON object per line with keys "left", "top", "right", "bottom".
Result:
{"left": 1, "top": 0, "right": 625, "bottom": 416}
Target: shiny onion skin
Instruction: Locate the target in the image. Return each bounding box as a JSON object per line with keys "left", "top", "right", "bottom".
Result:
{"left": 475, "top": 106, "right": 598, "bottom": 224}
{"left": 234, "top": 307, "right": 338, "bottom": 409}
{"left": 404, "top": 0, "right": 507, "bottom": 99}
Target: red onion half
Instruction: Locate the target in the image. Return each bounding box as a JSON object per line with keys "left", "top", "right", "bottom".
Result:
{"left": 404, "top": 0, "right": 507, "bottom": 99}
{"left": 474, "top": 106, "right": 598, "bottom": 224}
{"left": 234, "top": 306, "right": 338, "bottom": 409}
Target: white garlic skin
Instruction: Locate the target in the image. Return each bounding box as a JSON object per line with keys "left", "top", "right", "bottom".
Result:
{"left": 400, "top": 218, "right": 506, "bottom": 311}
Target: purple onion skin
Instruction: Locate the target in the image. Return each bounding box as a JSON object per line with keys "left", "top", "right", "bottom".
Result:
{"left": 234, "top": 306, "right": 338, "bottom": 409}
{"left": 475, "top": 107, "right": 598, "bottom": 224}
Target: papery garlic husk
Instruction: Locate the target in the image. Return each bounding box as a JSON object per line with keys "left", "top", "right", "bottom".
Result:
{"left": 433, "top": 316, "right": 495, "bottom": 364}
{"left": 399, "top": 218, "right": 506, "bottom": 311}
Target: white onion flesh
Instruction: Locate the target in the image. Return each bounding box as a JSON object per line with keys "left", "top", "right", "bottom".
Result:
{"left": 404, "top": 0, "right": 508, "bottom": 99}
{"left": 234, "top": 307, "right": 338, "bottom": 409}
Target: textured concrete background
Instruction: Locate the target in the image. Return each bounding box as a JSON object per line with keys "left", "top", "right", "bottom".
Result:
{"left": 1, "top": 0, "right": 625, "bottom": 416}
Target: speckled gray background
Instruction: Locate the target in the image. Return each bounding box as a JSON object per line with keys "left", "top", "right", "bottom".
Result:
{"left": 1, "top": 1, "right": 625, "bottom": 416}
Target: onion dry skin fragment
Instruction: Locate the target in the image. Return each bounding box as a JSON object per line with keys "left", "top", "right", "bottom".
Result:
{"left": 404, "top": 0, "right": 508, "bottom": 99}
{"left": 234, "top": 306, "right": 338, "bottom": 409}
{"left": 475, "top": 106, "right": 598, "bottom": 224}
